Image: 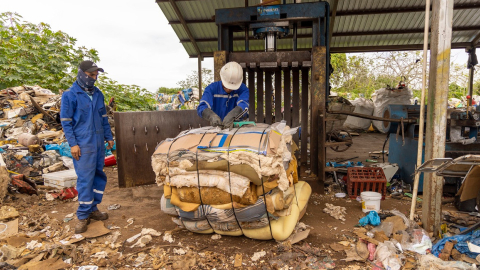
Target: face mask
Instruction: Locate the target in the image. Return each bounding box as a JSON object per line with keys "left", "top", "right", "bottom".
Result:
{"left": 76, "top": 69, "right": 96, "bottom": 95}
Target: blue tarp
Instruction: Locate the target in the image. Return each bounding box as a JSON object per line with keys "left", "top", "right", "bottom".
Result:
{"left": 358, "top": 211, "right": 381, "bottom": 226}
{"left": 105, "top": 141, "right": 116, "bottom": 156}
{"left": 432, "top": 229, "right": 480, "bottom": 258}
{"left": 59, "top": 142, "right": 72, "bottom": 158}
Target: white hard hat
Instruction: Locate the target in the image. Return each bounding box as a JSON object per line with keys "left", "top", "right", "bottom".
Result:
{"left": 220, "top": 62, "right": 243, "bottom": 90}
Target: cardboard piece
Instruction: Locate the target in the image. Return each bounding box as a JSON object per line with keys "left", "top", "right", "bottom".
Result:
{"left": 0, "top": 219, "right": 18, "bottom": 239}
{"left": 6, "top": 235, "right": 42, "bottom": 248}
{"left": 234, "top": 253, "right": 242, "bottom": 268}
{"left": 290, "top": 229, "right": 310, "bottom": 244}
{"left": 458, "top": 165, "right": 480, "bottom": 202}
{"left": 330, "top": 243, "right": 350, "bottom": 252}
{"left": 68, "top": 221, "right": 110, "bottom": 244}
{"left": 0, "top": 206, "right": 19, "bottom": 221}
{"left": 18, "top": 257, "right": 70, "bottom": 270}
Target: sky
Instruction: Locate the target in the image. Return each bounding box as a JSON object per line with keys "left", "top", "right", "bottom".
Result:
{"left": 0, "top": 0, "right": 214, "bottom": 92}
{"left": 0, "top": 0, "right": 471, "bottom": 93}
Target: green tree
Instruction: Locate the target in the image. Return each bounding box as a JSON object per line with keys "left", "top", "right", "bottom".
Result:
{"left": 157, "top": 86, "right": 182, "bottom": 95}
{"left": 0, "top": 12, "right": 99, "bottom": 91}
{"left": 98, "top": 75, "right": 156, "bottom": 112}
{"left": 177, "top": 68, "right": 213, "bottom": 90}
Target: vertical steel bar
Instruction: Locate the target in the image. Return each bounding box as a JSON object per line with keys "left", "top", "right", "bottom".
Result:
{"left": 311, "top": 46, "right": 326, "bottom": 186}
{"left": 468, "top": 50, "right": 475, "bottom": 103}
{"left": 301, "top": 68, "right": 309, "bottom": 166}
{"left": 275, "top": 69, "right": 282, "bottom": 122}
{"left": 265, "top": 70, "right": 273, "bottom": 124}
{"left": 245, "top": 24, "right": 249, "bottom": 52}
{"left": 257, "top": 69, "right": 264, "bottom": 123}
{"left": 248, "top": 68, "right": 256, "bottom": 122}
{"left": 422, "top": 0, "right": 453, "bottom": 233}
{"left": 312, "top": 21, "right": 319, "bottom": 47}
{"left": 293, "top": 23, "right": 298, "bottom": 51}
{"left": 243, "top": 69, "right": 247, "bottom": 85}
{"left": 292, "top": 68, "right": 300, "bottom": 148}
{"left": 410, "top": 0, "right": 430, "bottom": 221}
{"left": 320, "top": 18, "right": 326, "bottom": 46}
{"left": 284, "top": 67, "right": 291, "bottom": 126}
{"left": 198, "top": 55, "right": 203, "bottom": 98}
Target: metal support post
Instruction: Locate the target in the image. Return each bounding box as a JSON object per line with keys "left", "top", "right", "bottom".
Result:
{"left": 422, "top": 0, "right": 453, "bottom": 233}
{"left": 198, "top": 55, "right": 203, "bottom": 98}
{"left": 467, "top": 47, "right": 476, "bottom": 105}
{"left": 214, "top": 51, "right": 227, "bottom": 82}
{"left": 311, "top": 46, "right": 327, "bottom": 189}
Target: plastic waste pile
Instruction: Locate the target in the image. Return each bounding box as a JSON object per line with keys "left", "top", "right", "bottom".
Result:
{"left": 156, "top": 88, "right": 199, "bottom": 111}
{"left": 152, "top": 122, "right": 311, "bottom": 241}
{"left": 371, "top": 87, "right": 413, "bottom": 133}
{"left": 343, "top": 97, "right": 374, "bottom": 131}
{"left": 0, "top": 85, "right": 116, "bottom": 196}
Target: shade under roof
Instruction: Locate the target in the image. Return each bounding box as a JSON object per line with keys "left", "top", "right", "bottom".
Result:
{"left": 156, "top": 0, "right": 480, "bottom": 57}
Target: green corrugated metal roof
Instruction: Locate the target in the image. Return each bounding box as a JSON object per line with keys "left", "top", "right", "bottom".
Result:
{"left": 156, "top": 0, "right": 480, "bottom": 57}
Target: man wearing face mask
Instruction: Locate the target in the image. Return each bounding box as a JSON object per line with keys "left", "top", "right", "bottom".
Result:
{"left": 197, "top": 62, "right": 249, "bottom": 129}
{"left": 60, "top": 60, "right": 114, "bottom": 233}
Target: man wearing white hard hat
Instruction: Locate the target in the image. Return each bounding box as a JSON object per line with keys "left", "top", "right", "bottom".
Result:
{"left": 197, "top": 62, "right": 249, "bottom": 128}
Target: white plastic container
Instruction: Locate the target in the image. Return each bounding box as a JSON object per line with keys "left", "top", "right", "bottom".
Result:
{"left": 43, "top": 169, "right": 77, "bottom": 188}
{"left": 361, "top": 191, "right": 382, "bottom": 213}
{"left": 371, "top": 163, "right": 399, "bottom": 183}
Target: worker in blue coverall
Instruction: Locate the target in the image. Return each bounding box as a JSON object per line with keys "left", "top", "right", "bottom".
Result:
{"left": 197, "top": 62, "right": 249, "bottom": 128}
{"left": 60, "top": 60, "right": 114, "bottom": 234}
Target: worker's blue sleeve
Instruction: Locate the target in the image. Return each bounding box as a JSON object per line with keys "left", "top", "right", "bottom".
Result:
{"left": 236, "top": 84, "right": 249, "bottom": 111}
{"left": 197, "top": 85, "right": 214, "bottom": 117}
{"left": 99, "top": 93, "right": 114, "bottom": 141}
{"left": 60, "top": 92, "right": 78, "bottom": 147}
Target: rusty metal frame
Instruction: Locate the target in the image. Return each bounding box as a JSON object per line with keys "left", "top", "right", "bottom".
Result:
{"left": 114, "top": 110, "right": 209, "bottom": 188}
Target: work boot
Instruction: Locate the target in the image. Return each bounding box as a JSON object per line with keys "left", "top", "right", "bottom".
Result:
{"left": 75, "top": 218, "right": 90, "bottom": 234}
{"left": 90, "top": 210, "right": 109, "bottom": 220}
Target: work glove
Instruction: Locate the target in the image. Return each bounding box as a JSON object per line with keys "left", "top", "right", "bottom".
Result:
{"left": 202, "top": 108, "right": 222, "bottom": 127}
{"left": 222, "top": 106, "right": 244, "bottom": 129}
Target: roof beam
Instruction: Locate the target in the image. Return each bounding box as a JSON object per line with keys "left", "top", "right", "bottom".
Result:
{"left": 188, "top": 42, "right": 477, "bottom": 58}
{"left": 168, "top": 0, "right": 202, "bottom": 56}
{"left": 471, "top": 32, "right": 480, "bottom": 46}
{"left": 178, "top": 26, "right": 480, "bottom": 43}
{"left": 336, "top": 2, "right": 480, "bottom": 16}
{"left": 328, "top": 0, "right": 338, "bottom": 47}
{"left": 166, "top": 2, "right": 480, "bottom": 25}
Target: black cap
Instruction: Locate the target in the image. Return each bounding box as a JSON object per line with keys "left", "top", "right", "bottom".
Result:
{"left": 79, "top": 60, "right": 104, "bottom": 73}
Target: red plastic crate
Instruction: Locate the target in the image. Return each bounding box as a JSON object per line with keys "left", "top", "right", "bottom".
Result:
{"left": 347, "top": 167, "right": 387, "bottom": 200}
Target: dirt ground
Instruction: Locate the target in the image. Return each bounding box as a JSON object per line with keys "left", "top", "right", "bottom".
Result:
{"left": 4, "top": 132, "right": 423, "bottom": 269}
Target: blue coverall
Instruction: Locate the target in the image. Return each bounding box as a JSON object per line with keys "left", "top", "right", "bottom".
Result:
{"left": 197, "top": 81, "right": 249, "bottom": 120}
{"left": 60, "top": 82, "right": 113, "bottom": 220}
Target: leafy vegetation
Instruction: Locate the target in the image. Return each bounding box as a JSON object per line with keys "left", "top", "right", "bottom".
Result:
{"left": 0, "top": 12, "right": 99, "bottom": 91}
{"left": 331, "top": 51, "right": 480, "bottom": 101}
{"left": 157, "top": 86, "right": 182, "bottom": 95}
{"left": 177, "top": 68, "right": 213, "bottom": 90}
{"left": 97, "top": 75, "right": 156, "bottom": 112}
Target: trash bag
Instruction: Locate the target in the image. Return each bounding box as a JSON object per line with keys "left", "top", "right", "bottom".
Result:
{"left": 59, "top": 142, "right": 72, "bottom": 159}
{"left": 432, "top": 229, "right": 480, "bottom": 258}
{"left": 105, "top": 141, "right": 116, "bottom": 156}
{"left": 45, "top": 144, "right": 60, "bottom": 151}
{"left": 358, "top": 211, "right": 381, "bottom": 226}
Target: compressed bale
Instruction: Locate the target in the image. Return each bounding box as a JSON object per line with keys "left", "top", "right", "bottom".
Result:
{"left": 177, "top": 184, "right": 258, "bottom": 205}
{"left": 153, "top": 123, "right": 310, "bottom": 240}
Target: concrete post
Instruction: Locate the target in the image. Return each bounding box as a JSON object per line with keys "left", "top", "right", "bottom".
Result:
{"left": 422, "top": 0, "right": 453, "bottom": 233}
